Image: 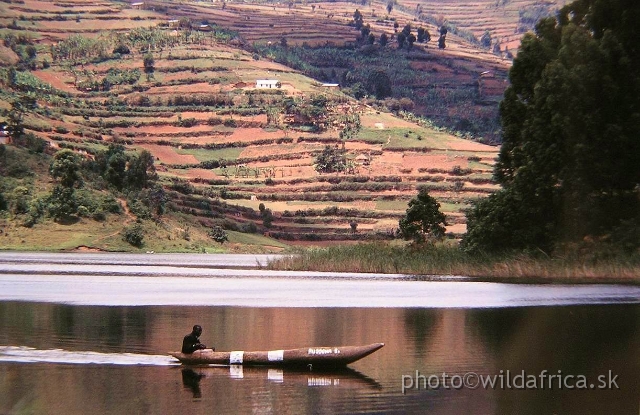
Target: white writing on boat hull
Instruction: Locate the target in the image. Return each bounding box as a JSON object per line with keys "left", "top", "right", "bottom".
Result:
{"left": 230, "top": 351, "right": 244, "bottom": 364}
{"left": 268, "top": 350, "right": 284, "bottom": 361}
{"left": 308, "top": 348, "right": 341, "bottom": 355}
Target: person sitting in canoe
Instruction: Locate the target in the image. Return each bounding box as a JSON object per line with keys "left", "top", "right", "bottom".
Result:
{"left": 182, "top": 325, "right": 213, "bottom": 354}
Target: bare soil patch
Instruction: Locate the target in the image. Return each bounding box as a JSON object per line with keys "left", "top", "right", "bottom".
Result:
{"left": 252, "top": 162, "right": 318, "bottom": 181}
{"left": 447, "top": 223, "right": 467, "bottom": 234}
{"left": 446, "top": 140, "right": 499, "bottom": 152}
{"left": 21, "top": 0, "right": 114, "bottom": 12}
{"left": 360, "top": 113, "right": 417, "bottom": 129}
{"left": 401, "top": 153, "right": 469, "bottom": 171}
{"left": 128, "top": 124, "right": 213, "bottom": 135}
{"left": 32, "top": 70, "right": 78, "bottom": 93}
{"left": 0, "top": 45, "right": 19, "bottom": 66}
{"left": 178, "top": 168, "right": 221, "bottom": 180}
{"left": 239, "top": 142, "right": 321, "bottom": 159}
{"left": 139, "top": 144, "right": 199, "bottom": 165}
{"left": 147, "top": 82, "right": 222, "bottom": 94}
{"left": 229, "top": 127, "right": 283, "bottom": 143}
{"left": 73, "top": 245, "right": 104, "bottom": 252}
{"left": 345, "top": 142, "right": 382, "bottom": 152}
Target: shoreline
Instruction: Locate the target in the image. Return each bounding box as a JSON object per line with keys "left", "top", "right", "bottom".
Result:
{"left": 0, "top": 250, "right": 639, "bottom": 286}
{"left": 264, "top": 243, "right": 640, "bottom": 286}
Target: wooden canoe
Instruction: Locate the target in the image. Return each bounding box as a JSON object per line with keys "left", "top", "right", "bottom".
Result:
{"left": 169, "top": 343, "right": 384, "bottom": 368}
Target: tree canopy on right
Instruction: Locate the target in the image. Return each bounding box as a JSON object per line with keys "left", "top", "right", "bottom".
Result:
{"left": 463, "top": 0, "right": 640, "bottom": 253}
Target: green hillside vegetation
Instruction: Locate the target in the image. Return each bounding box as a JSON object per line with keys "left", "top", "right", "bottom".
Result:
{"left": 0, "top": 0, "right": 501, "bottom": 252}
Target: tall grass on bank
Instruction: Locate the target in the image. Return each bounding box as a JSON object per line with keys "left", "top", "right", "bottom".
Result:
{"left": 266, "top": 242, "right": 640, "bottom": 283}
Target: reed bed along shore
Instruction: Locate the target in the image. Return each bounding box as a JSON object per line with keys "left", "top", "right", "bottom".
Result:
{"left": 266, "top": 242, "right": 640, "bottom": 284}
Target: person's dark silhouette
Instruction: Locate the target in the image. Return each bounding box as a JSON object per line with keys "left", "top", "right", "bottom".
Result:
{"left": 182, "top": 325, "right": 210, "bottom": 354}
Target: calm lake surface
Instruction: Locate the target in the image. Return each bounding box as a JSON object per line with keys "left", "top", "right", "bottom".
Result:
{"left": 0, "top": 253, "right": 639, "bottom": 414}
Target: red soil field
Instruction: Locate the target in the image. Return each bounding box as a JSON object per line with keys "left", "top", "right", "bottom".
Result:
{"left": 138, "top": 144, "right": 199, "bottom": 165}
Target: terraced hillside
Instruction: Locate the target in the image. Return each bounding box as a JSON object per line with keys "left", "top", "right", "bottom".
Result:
{"left": 2, "top": 0, "right": 555, "bottom": 141}
{"left": 393, "top": 0, "right": 565, "bottom": 54}
{"left": 0, "top": 0, "right": 504, "bottom": 250}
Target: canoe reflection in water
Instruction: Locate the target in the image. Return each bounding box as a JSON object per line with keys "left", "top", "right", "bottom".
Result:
{"left": 179, "top": 365, "right": 381, "bottom": 397}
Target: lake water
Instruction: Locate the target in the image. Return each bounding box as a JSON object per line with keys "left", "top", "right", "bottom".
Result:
{"left": 1, "top": 303, "right": 639, "bottom": 414}
{"left": 0, "top": 254, "right": 639, "bottom": 414}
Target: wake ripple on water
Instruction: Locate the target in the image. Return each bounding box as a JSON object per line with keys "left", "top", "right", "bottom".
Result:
{"left": 0, "top": 346, "right": 178, "bottom": 366}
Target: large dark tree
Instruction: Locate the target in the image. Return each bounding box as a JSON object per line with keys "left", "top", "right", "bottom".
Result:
{"left": 463, "top": 0, "right": 640, "bottom": 253}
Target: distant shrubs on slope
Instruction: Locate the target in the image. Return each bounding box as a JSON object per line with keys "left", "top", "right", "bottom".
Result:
{"left": 123, "top": 223, "right": 144, "bottom": 247}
